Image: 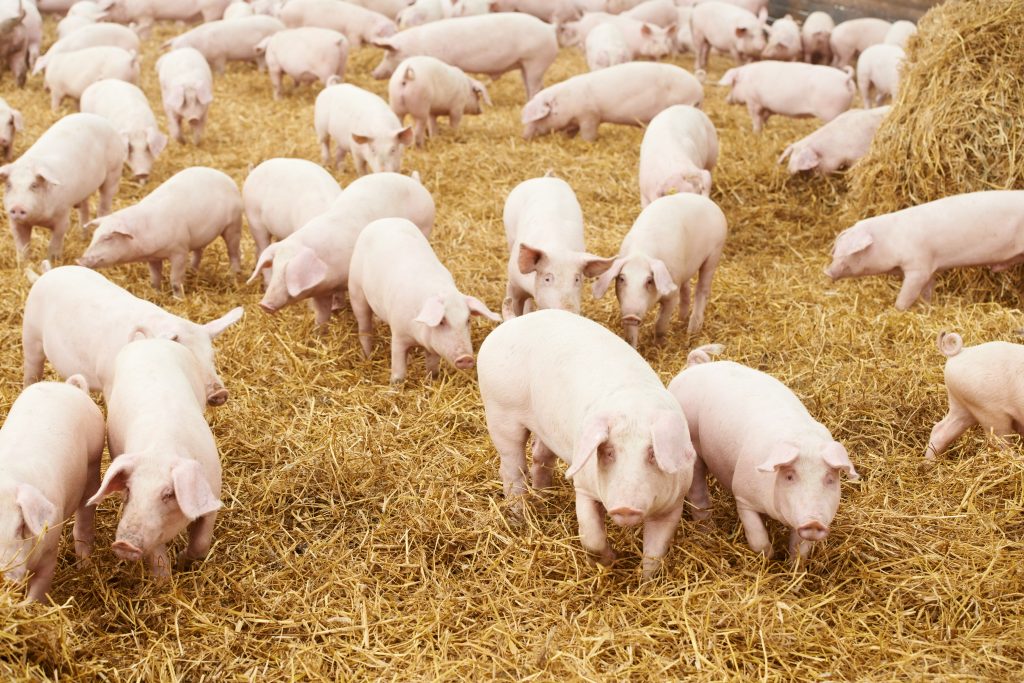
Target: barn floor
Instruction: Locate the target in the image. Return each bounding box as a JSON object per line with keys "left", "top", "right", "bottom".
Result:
{"left": 2, "top": 16, "right": 1023, "bottom": 681}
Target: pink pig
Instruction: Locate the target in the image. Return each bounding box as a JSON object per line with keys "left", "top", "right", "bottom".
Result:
{"left": 761, "top": 13, "right": 801, "bottom": 61}
{"left": 778, "top": 105, "right": 889, "bottom": 175}
{"left": 156, "top": 47, "right": 214, "bottom": 146}
{"left": 621, "top": 0, "right": 679, "bottom": 27}
{"left": 718, "top": 60, "right": 855, "bottom": 133}
{"left": 163, "top": 16, "right": 285, "bottom": 74}
{"left": 829, "top": 17, "right": 890, "bottom": 69}
{"left": 314, "top": 82, "right": 414, "bottom": 174}
{"left": 44, "top": 46, "right": 140, "bottom": 112}
{"left": 254, "top": 27, "right": 349, "bottom": 100}
{"left": 856, "top": 43, "right": 904, "bottom": 106}
{"left": 33, "top": 22, "right": 140, "bottom": 76}
{"left": 638, "top": 104, "right": 717, "bottom": 205}
{"left": 585, "top": 23, "right": 630, "bottom": 70}
{"left": 79, "top": 167, "right": 243, "bottom": 297}
{"left": 690, "top": 2, "right": 767, "bottom": 73}
{"left": 0, "top": 97, "right": 23, "bottom": 161}
{"left": 0, "top": 376, "right": 104, "bottom": 602}
{"left": 88, "top": 339, "right": 222, "bottom": 578}
{"left": 478, "top": 308, "right": 697, "bottom": 579}
{"left": 279, "top": 0, "right": 396, "bottom": 48}
{"left": 348, "top": 217, "right": 500, "bottom": 383}
{"left": 387, "top": 56, "right": 491, "bottom": 147}
{"left": 825, "top": 191, "right": 1024, "bottom": 310}
{"left": 884, "top": 20, "right": 916, "bottom": 49}
{"left": 79, "top": 79, "right": 168, "bottom": 182}
{"left": 669, "top": 348, "right": 858, "bottom": 560}
{"left": 97, "top": 0, "right": 232, "bottom": 37}
{"left": 801, "top": 10, "right": 834, "bottom": 64}
{"left": 593, "top": 193, "right": 726, "bottom": 347}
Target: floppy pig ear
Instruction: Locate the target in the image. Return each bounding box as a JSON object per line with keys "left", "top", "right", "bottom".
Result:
{"left": 471, "top": 80, "right": 492, "bottom": 106}
{"left": 756, "top": 442, "right": 800, "bottom": 473}
{"left": 517, "top": 243, "right": 545, "bottom": 275}
{"left": 370, "top": 36, "right": 398, "bottom": 50}
{"left": 822, "top": 441, "right": 859, "bottom": 480}
{"left": 521, "top": 98, "right": 551, "bottom": 124}
{"left": 35, "top": 168, "right": 61, "bottom": 186}
{"left": 650, "top": 410, "right": 695, "bottom": 474}
{"left": 592, "top": 257, "right": 625, "bottom": 299}
{"left": 246, "top": 243, "right": 278, "bottom": 284}
{"left": 148, "top": 128, "right": 168, "bottom": 156}
{"left": 566, "top": 415, "right": 609, "bottom": 479}
{"left": 581, "top": 255, "right": 615, "bottom": 278}
{"left": 396, "top": 126, "right": 414, "bottom": 146}
{"left": 649, "top": 258, "right": 677, "bottom": 297}
{"left": 171, "top": 460, "right": 222, "bottom": 520}
{"left": 464, "top": 295, "right": 501, "bottom": 322}
{"left": 11, "top": 109, "right": 22, "bottom": 131}
{"left": 350, "top": 132, "right": 372, "bottom": 146}
{"left": 414, "top": 296, "right": 446, "bottom": 327}
{"left": 87, "top": 455, "right": 140, "bottom": 506}
{"left": 792, "top": 147, "right": 820, "bottom": 171}
{"left": 203, "top": 306, "right": 243, "bottom": 339}
{"left": 16, "top": 484, "right": 57, "bottom": 537}
{"left": 833, "top": 228, "right": 873, "bottom": 258}
{"left": 284, "top": 247, "right": 329, "bottom": 298}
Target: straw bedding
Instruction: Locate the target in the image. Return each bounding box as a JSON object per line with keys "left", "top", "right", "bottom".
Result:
{"left": 2, "top": 7, "right": 1024, "bottom": 680}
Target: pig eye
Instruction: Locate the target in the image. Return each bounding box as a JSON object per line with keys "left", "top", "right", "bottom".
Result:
{"left": 542, "top": 274, "right": 554, "bottom": 285}
{"left": 785, "top": 472, "right": 795, "bottom": 482}
{"left": 647, "top": 447, "right": 656, "bottom": 466}
{"left": 616, "top": 274, "right": 625, "bottom": 283}
{"left": 161, "top": 488, "right": 175, "bottom": 502}
{"left": 437, "top": 318, "right": 447, "bottom": 328}
{"left": 598, "top": 444, "right": 615, "bottom": 463}
{"left": 825, "top": 474, "right": 837, "bottom": 487}
{"left": 646, "top": 277, "right": 654, "bottom": 287}
{"left": 574, "top": 274, "right": 581, "bottom": 285}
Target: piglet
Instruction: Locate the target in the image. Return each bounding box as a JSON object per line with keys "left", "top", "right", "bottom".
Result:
{"left": 314, "top": 82, "right": 413, "bottom": 174}
{"left": 690, "top": 2, "right": 767, "bottom": 72}
{"left": 349, "top": 217, "right": 499, "bottom": 383}
{"left": 255, "top": 27, "right": 348, "bottom": 100}
{"left": 801, "top": 10, "right": 833, "bottom": 64}
{"left": 223, "top": 1, "right": 255, "bottom": 19}
{"left": 884, "top": 20, "right": 916, "bottom": 49}
{"left": 593, "top": 193, "right": 726, "bottom": 347}
{"left": 44, "top": 46, "right": 139, "bottom": 112}
{"left": 279, "top": 0, "right": 395, "bottom": 48}
{"left": 387, "top": 56, "right": 490, "bottom": 147}
{"left": 673, "top": 7, "right": 693, "bottom": 53}
{"left": 156, "top": 47, "right": 214, "bottom": 146}
{"left": 57, "top": 3, "right": 104, "bottom": 39}
{"left": 80, "top": 79, "right": 168, "bottom": 182}
{"left": 33, "top": 22, "right": 140, "bottom": 75}
{"left": 0, "top": 96, "right": 23, "bottom": 161}
{"left": 638, "top": 104, "right": 717, "bottom": 206}
{"left": 856, "top": 43, "right": 904, "bottom": 106}
{"left": 0, "top": 376, "right": 104, "bottom": 602}
{"left": 668, "top": 348, "right": 858, "bottom": 560}
{"left": 163, "top": 16, "right": 285, "bottom": 74}
{"left": 397, "top": 0, "right": 453, "bottom": 28}
{"left": 621, "top": 0, "right": 678, "bottom": 27}
{"left": 478, "top": 308, "right": 697, "bottom": 579}
{"left": 778, "top": 105, "right": 889, "bottom": 175}
{"left": 79, "top": 167, "right": 243, "bottom": 297}
{"left": 762, "top": 13, "right": 801, "bottom": 61}
{"left": 829, "top": 17, "right": 890, "bottom": 68}
{"left": 88, "top": 339, "right": 222, "bottom": 578}
{"left": 585, "top": 23, "right": 631, "bottom": 70}
{"left": 825, "top": 191, "right": 1024, "bottom": 310}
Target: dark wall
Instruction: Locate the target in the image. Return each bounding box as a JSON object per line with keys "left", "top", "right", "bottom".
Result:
{"left": 768, "top": 0, "right": 941, "bottom": 22}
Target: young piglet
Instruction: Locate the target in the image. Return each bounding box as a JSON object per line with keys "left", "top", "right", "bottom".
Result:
{"left": 97, "top": 0, "right": 232, "bottom": 36}
{"left": 884, "top": 20, "right": 916, "bottom": 49}
{"left": 280, "top": 0, "right": 395, "bottom": 48}
{"left": 762, "top": 14, "right": 801, "bottom": 61}
{"left": 824, "top": 191, "right": 1024, "bottom": 310}
{"left": 156, "top": 48, "right": 214, "bottom": 146}
{"left": 690, "top": 2, "right": 767, "bottom": 72}
{"left": 522, "top": 62, "right": 702, "bottom": 141}
{"left": 801, "top": 11, "right": 834, "bottom": 64}
{"left": 719, "top": 61, "right": 854, "bottom": 133}
{"left": 478, "top": 309, "right": 697, "bottom": 579}
{"left": 255, "top": 27, "right": 349, "bottom": 100}
{"left": 502, "top": 176, "right": 613, "bottom": 318}
{"left": 89, "top": 339, "right": 222, "bottom": 578}
{"left": 668, "top": 346, "right": 858, "bottom": 560}
{"left": 163, "top": 16, "right": 285, "bottom": 74}
{"left": 397, "top": 0, "right": 453, "bottom": 28}
{"left": 223, "top": 1, "right": 254, "bottom": 19}
{"left": 593, "top": 194, "right": 726, "bottom": 347}
{"left": 23, "top": 265, "right": 242, "bottom": 405}
{"left": 1, "top": 113, "right": 125, "bottom": 262}
{"left": 79, "top": 167, "right": 243, "bottom": 297}
{"left": 638, "top": 105, "right": 717, "bottom": 206}
{"left": 44, "top": 46, "right": 139, "bottom": 112}
{"left": 778, "top": 106, "right": 889, "bottom": 175}
{"left": 622, "top": 0, "right": 678, "bottom": 28}
{"left": 0, "top": 97, "right": 23, "bottom": 161}
{"left": 829, "top": 17, "right": 891, "bottom": 68}
{"left": 79, "top": 79, "right": 168, "bottom": 182}
{"left": 387, "top": 56, "right": 490, "bottom": 147}
{"left": 33, "top": 23, "right": 140, "bottom": 76}
{"left": 856, "top": 44, "right": 905, "bottom": 106}
{"left": 348, "top": 218, "right": 499, "bottom": 383}
{"left": 314, "top": 82, "right": 413, "bottom": 174}
{"left": 926, "top": 332, "right": 1024, "bottom": 459}
{"left": 0, "top": 376, "right": 104, "bottom": 602}
{"left": 585, "top": 23, "right": 631, "bottom": 71}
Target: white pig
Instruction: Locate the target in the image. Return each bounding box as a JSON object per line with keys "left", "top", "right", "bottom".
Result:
{"left": 348, "top": 217, "right": 500, "bottom": 383}
{"left": 23, "top": 266, "right": 243, "bottom": 404}
{"left": 163, "top": 16, "right": 285, "bottom": 74}
{"left": 1, "top": 113, "right": 125, "bottom": 262}
{"left": 559, "top": 13, "right": 674, "bottom": 58}
{"left": 638, "top": 104, "right": 717, "bottom": 205}
{"left": 778, "top": 105, "right": 889, "bottom": 175}
{"left": 254, "top": 27, "right": 349, "bottom": 100}
{"left": 44, "top": 46, "right": 139, "bottom": 112}
{"left": 313, "top": 82, "right": 413, "bottom": 175}
{"left": 762, "top": 13, "right": 801, "bottom": 61}
{"left": 801, "top": 10, "right": 833, "bottom": 64}
{"left": 279, "top": 0, "right": 396, "bottom": 48}
{"left": 388, "top": 56, "right": 491, "bottom": 147}
{"left": 668, "top": 351, "right": 858, "bottom": 560}
{"left": 856, "top": 43, "right": 904, "bottom": 106}
{"left": 585, "top": 22, "right": 631, "bottom": 70}
{"left": 502, "top": 176, "right": 613, "bottom": 318}
{"left": 884, "top": 20, "right": 916, "bottom": 49}
{"left": 0, "top": 376, "right": 104, "bottom": 602}
{"left": 673, "top": 6, "right": 693, "bottom": 53}
{"left": 33, "top": 22, "right": 140, "bottom": 75}
{"left": 621, "top": 0, "right": 678, "bottom": 27}
{"left": 690, "top": 2, "right": 767, "bottom": 72}
{"left": 825, "top": 191, "right": 1024, "bottom": 310}
{"left": 397, "top": 0, "right": 453, "bottom": 28}
{"left": 88, "top": 339, "right": 222, "bottom": 578}
{"left": 718, "top": 60, "right": 855, "bottom": 133}
{"left": 489, "top": 0, "right": 581, "bottom": 23}
{"left": 248, "top": 172, "right": 435, "bottom": 327}
{"left": 451, "top": 0, "right": 490, "bottom": 16}
{"left": 348, "top": 0, "right": 408, "bottom": 18}
{"left": 0, "top": 0, "right": 41, "bottom": 82}
{"left": 98, "top": 0, "right": 233, "bottom": 36}
{"left": 79, "top": 167, "right": 243, "bottom": 297}
{"left": 522, "top": 62, "right": 702, "bottom": 141}
{"left": 79, "top": 79, "right": 168, "bottom": 182}
{"left": 829, "top": 17, "right": 891, "bottom": 69}
{"left": 223, "top": 1, "right": 254, "bottom": 19}
{"left": 0, "top": 96, "right": 23, "bottom": 161}
{"left": 478, "top": 308, "right": 697, "bottom": 579}
{"left": 156, "top": 47, "right": 214, "bottom": 145}
{"left": 926, "top": 332, "right": 1024, "bottom": 459}
{"left": 57, "top": 2, "right": 106, "bottom": 39}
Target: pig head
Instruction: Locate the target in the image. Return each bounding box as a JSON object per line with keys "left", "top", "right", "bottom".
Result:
{"left": 518, "top": 243, "right": 614, "bottom": 313}
{"left": 0, "top": 162, "right": 61, "bottom": 226}
{"left": 0, "top": 106, "right": 22, "bottom": 160}
{"left": 412, "top": 292, "right": 500, "bottom": 371}
{"left": 350, "top": 126, "right": 414, "bottom": 174}
{"left": 0, "top": 481, "right": 57, "bottom": 584}
{"left": 370, "top": 36, "right": 406, "bottom": 79}
{"left": 123, "top": 128, "right": 167, "bottom": 181}
{"left": 824, "top": 222, "right": 895, "bottom": 280}
{"left": 248, "top": 242, "right": 332, "bottom": 314}
{"left": 592, "top": 254, "right": 677, "bottom": 347}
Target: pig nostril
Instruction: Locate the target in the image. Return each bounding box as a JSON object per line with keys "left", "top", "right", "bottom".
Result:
{"left": 454, "top": 355, "right": 474, "bottom": 369}
{"left": 258, "top": 302, "right": 277, "bottom": 314}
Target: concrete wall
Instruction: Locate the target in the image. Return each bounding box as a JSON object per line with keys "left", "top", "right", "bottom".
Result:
{"left": 768, "top": 0, "right": 940, "bottom": 22}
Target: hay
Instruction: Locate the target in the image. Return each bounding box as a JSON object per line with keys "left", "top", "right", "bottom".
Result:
{"left": 1, "top": 11, "right": 1024, "bottom": 681}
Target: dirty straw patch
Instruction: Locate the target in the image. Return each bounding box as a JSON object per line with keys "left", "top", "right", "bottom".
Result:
{"left": 2, "top": 14, "right": 1024, "bottom": 682}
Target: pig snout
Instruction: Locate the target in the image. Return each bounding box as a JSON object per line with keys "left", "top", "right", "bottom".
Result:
{"left": 7, "top": 205, "right": 27, "bottom": 221}
{"left": 111, "top": 539, "right": 144, "bottom": 561}
{"left": 454, "top": 354, "right": 475, "bottom": 370}
{"left": 258, "top": 299, "right": 279, "bottom": 314}
{"left": 608, "top": 506, "right": 645, "bottom": 528}
{"left": 621, "top": 315, "right": 642, "bottom": 326}
{"left": 823, "top": 264, "right": 838, "bottom": 280}
{"left": 796, "top": 520, "right": 829, "bottom": 541}
{"left": 133, "top": 173, "right": 149, "bottom": 183}
{"left": 207, "top": 386, "right": 229, "bottom": 406}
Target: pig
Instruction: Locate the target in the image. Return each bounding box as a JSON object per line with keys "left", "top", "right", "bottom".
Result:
{"left": 451, "top": 0, "right": 491, "bottom": 15}
{"left": 718, "top": 60, "right": 855, "bottom": 133}
{"left": 638, "top": 104, "right": 717, "bottom": 206}
{"left": 348, "top": 217, "right": 500, "bottom": 383}
{"left": 32, "top": 22, "right": 140, "bottom": 76}
{"left": 35, "top": 0, "right": 79, "bottom": 11}
{"left": 345, "top": 0, "right": 409, "bottom": 20}
{"left": 57, "top": 9, "right": 105, "bottom": 40}
{"left": 592, "top": 193, "right": 726, "bottom": 347}
{"left": 926, "top": 332, "right": 1024, "bottom": 459}
{"left": 79, "top": 167, "right": 243, "bottom": 297}
{"left": 668, "top": 350, "right": 858, "bottom": 560}
{"left": 97, "top": 0, "right": 233, "bottom": 37}
{"left": 585, "top": 22, "right": 630, "bottom": 70}
{"left": 673, "top": 6, "right": 693, "bottom": 53}
{"left": 778, "top": 105, "right": 890, "bottom": 175}
{"left": 79, "top": 79, "right": 168, "bottom": 181}
{"left": 0, "top": 376, "right": 104, "bottom": 602}
{"left": 478, "top": 308, "right": 697, "bottom": 579}
{"left": 0, "top": 96, "right": 22, "bottom": 160}
{"left": 87, "top": 339, "right": 222, "bottom": 578}
{"left": 856, "top": 43, "right": 904, "bottom": 106}
{"left": 279, "top": 0, "right": 395, "bottom": 48}
{"left": 690, "top": 2, "right": 767, "bottom": 72}
{"left": 387, "top": 55, "right": 491, "bottom": 147}
{"left": 502, "top": 176, "right": 613, "bottom": 318}
{"left": 522, "top": 62, "right": 702, "bottom": 141}
{"left": 0, "top": 113, "right": 125, "bottom": 262}
{"left": 254, "top": 27, "right": 348, "bottom": 100}
{"left": 156, "top": 47, "right": 214, "bottom": 145}
{"left": 558, "top": 13, "right": 673, "bottom": 57}
{"left": 801, "top": 10, "right": 833, "bottom": 64}
{"left": 22, "top": 265, "right": 243, "bottom": 404}
{"left": 824, "top": 191, "right": 1024, "bottom": 311}
{"left": 369, "top": 14, "right": 558, "bottom": 100}
{"left": 248, "top": 172, "right": 435, "bottom": 327}
{"left": 621, "top": 0, "right": 678, "bottom": 27}
{"left": 397, "top": 0, "right": 453, "bottom": 28}
{"left": 223, "top": 1, "right": 254, "bottom": 19}
{"left": 829, "top": 17, "right": 891, "bottom": 69}
{"left": 884, "top": 20, "right": 916, "bottom": 49}
{"left": 45, "top": 46, "right": 139, "bottom": 112}
{"left": 0, "top": 0, "right": 42, "bottom": 78}
{"left": 163, "top": 15, "right": 285, "bottom": 74}
{"left": 313, "top": 82, "right": 413, "bottom": 175}
{"left": 489, "top": 0, "right": 581, "bottom": 23}
{"left": 762, "top": 13, "right": 800, "bottom": 61}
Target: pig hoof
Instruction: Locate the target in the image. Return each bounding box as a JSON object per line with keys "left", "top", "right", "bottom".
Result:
{"left": 917, "top": 458, "right": 937, "bottom": 474}
{"left": 589, "top": 547, "right": 616, "bottom": 567}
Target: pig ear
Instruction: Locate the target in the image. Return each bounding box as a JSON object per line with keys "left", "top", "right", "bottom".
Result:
{"left": 15, "top": 484, "right": 57, "bottom": 538}
{"left": 777, "top": 144, "right": 793, "bottom": 164}
{"left": 169, "top": 84, "right": 185, "bottom": 109}
{"left": 87, "top": 455, "right": 140, "bottom": 506}
{"left": 822, "top": 441, "right": 859, "bottom": 480}
{"left": 833, "top": 228, "right": 873, "bottom": 259}
{"left": 35, "top": 167, "right": 61, "bottom": 186}
{"left": 414, "top": 296, "right": 446, "bottom": 327}
{"left": 641, "top": 23, "right": 652, "bottom": 36}
{"left": 196, "top": 82, "right": 213, "bottom": 105}
{"left": 699, "top": 170, "right": 712, "bottom": 196}
{"left": 471, "top": 80, "right": 492, "bottom": 106}
{"left": 0, "top": 164, "right": 10, "bottom": 181}
{"left": 650, "top": 410, "right": 696, "bottom": 475}
{"left": 592, "top": 257, "right": 625, "bottom": 299}
{"left": 350, "top": 132, "right": 372, "bottom": 146}
{"left": 11, "top": 109, "right": 22, "bottom": 131}
{"left": 792, "top": 147, "right": 820, "bottom": 171}
{"left": 203, "top": 306, "right": 244, "bottom": 339}
{"left": 395, "top": 126, "right": 414, "bottom": 146}
{"left": 756, "top": 442, "right": 800, "bottom": 473}
{"left": 148, "top": 128, "right": 168, "bottom": 156}
{"left": 718, "top": 68, "right": 737, "bottom": 86}
{"left": 735, "top": 25, "right": 749, "bottom": 37}
{"left": 246, "top": 243, "right": 278, "bottom": 284}
{"left": 464, "top": 295, "right": 501, "bottom": 322}
{"left": 566, "top": 414, "right": 609, "bottom": 479}
{"left": 284, "top": 246, "right": 329, "bottom": 298}
{"left": 521, "top": 97, "right": 551, "bottom": 124}
{"left": 649, "top": 258, "right": 678, "bottom": 297}
{"left": 581, "top": 254, "right": 616, "bottom": 278}
{"left": 370, "top": 36, "right": 398, "bottom": 50}
{"left": 517, "top": 243, "right": 546, "bottom": 274}
{"left": 757, "top": 7, "right": 768, "bottom": 22}
{"left": 171, "top": 460, "right": 222, "bottom": 520}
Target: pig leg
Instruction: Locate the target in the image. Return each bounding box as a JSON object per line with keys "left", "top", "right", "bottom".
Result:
{"left": 925, "top": 400, "right": 975, "bottom": 459}
{"left": 895, "top": 269, "right": 934, "bottom": 311}
{"left": 521, "top": 64, "right": 543, "bottom": 101}
{"left": 310, "top": 295, "right": 333, "bottom": 328}
{"left": 353, "top": 151, "right": 368, "bottom": 176}
{"left": 448, "top": 110, "right": 462, "bottom": 132}
{"left": 47, "top": 214, "right": 70, "bottom": 263}
{"left": 350, "top": 284, "right": 375, "bottom": 356}
{"left": 489, "top": 415, "right": 529, "bottom": 512}
{"left": 190, "top": 248, "right": 204, "bottom": 271}
{"left": 222, "top": 217, "right": 243, "bottom": 276}
{"left": 689, "top": 254, "right": 720, "bottom": 335}
{"left": 212, "top": 57, "right": 227, "bottom": 76}
{"left": 575, "top": 491, "right": 615, "bottom": 566}
{"left": 178, "top": 512, "right": 216, "bottom": 568}
{"left": 578, "top": 115, "right": 601, "bottom": 143}
{"left": 168, "top": 252, "right": 189, "bottom": 298}
{"left": 146, "top": 545, "right": 172, "bottom": 579}
{"left": 425, "top": 350, "right": 441, "bottom": 378}
{"left": 269, "top": 66, "right": 283, "bottom": 100}
{"left": 26, "top": 554, "right": 56, "bottom": 603}
{"left": 427, "top": 115, "right": 440, "bottom": 138}
{"left": 73, "top": 460, "right": 101, "bottom": 562}
{"left": 9, "top": 52, "right": 26, "bottom": 89}
{"left": 77, "top": 200, "right": 90, "bottom": 228}
{"left": 686, "top": 457, "right": 712, "bottom": 521}
{"left": 50, "top": 88, "right": 63, "bottom": 113}
{"left": 167, "top": 110, "right": 184, "bottom": 143}
{"left": 530, "top": 439, "right": 556, "bottom": 489}
{"left": 641, "top": 505, "right": 685, "bottom": 580}
{"left": 501, "top": 282, "right": 528, "bottom": 320}
{"left": 98, "top": 168, "right": 120, "bottom": 217}
{"left": 787, "top": 528, "right": 815, "bottom": 561}
{"left": 737, "top": 504, "right": 774, "bottom": 558}
{"left": 412, "top": 116, "right": 427, "bottom": 147}
{"left": 389, "top": 339, "right": 412, "bottom": 383}
{"left": 319, "top": 134, "right": 332, "bottom": 166}
{"left": 148, "top": 261, "right": 164, "bottom": 290}
{"left": 22, "top": 327, "right": 44, "bottom": 387}
{"left": 677, "top": 279, "right": 691, "bottom": 330}
{"left": 747, "top": 102, "right": 768, "bottom": 133}
{"left": 653, "top": 291, "right": 679, "bottom": 344}
{"left": 335, "top": 143, "right": 349, "bottom": 171}
{"left": 10, "top": 220, "right": 31, "bottom": 261}
{"left": 192, "top": 114, "right": 207, "bottom": 146}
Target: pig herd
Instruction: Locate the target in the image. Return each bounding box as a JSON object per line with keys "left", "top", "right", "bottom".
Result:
{"left": 0, "top": 0, "right": 1019, "bottom": 605}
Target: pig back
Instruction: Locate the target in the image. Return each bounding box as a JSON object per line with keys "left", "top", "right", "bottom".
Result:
{"left": 586, "top": 63, "right": 702, "bottom": 123}
{"left": 18, "top": 113, "right": 124, "bottom": 198}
